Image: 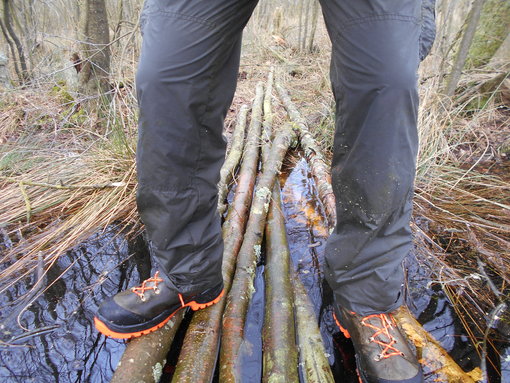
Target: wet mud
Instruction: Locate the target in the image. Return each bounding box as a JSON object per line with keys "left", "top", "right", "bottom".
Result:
{"left": 0, "top": 153, "right": 508, "bottom": 382}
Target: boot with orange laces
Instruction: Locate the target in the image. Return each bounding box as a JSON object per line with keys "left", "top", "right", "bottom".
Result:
{"left": 94, "top": 272, "right": 224, "bottom": 339}
{"left": 333, "top": 306, "right": 424, "bottom": 383}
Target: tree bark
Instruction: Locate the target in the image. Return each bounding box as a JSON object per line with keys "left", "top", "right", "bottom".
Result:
{"left": 444, "top": 0, "right": 487, "bottom": 96}
{"left": 217, "top": 104, "right": 250, "bottom": 216}
{"left": 1, "top": 0, "right": 29, "bottom": 83}
{"left": 110, "top": 311, "right": 185, "bottom": 383}
{"left": 78, "top": 0, "right": 111, "bottom": 97}
{"left": 220, "top": 123, "right": 298, "bottom": 382}
{"left": 291, "top": 272, "right": 335, "bottom": 383}
{"left": 263, "top": 186, "right": 300, "bottom": 383}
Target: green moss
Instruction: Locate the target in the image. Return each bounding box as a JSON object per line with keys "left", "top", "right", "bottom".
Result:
{"left": 467, "top": 0, "right": 510, "bottom": 68}
{"left": 51, "top": 81, "right": 75, "bottom": 104}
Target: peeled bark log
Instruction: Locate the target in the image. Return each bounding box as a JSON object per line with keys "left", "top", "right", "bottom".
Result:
{"left": 262, "top": 186, "right": 299, "bottom": 383}
{"left": 110, "top": 311, "right": 185, "bottom": 383}
{"left": 218, "top": 104, "right": 249, "bottom": 216}
{"left": 276, "top": 83, "right": 336, "bottom": 227}
{"left": 220, "top": 124, "right": 298, "bottom": 382}
{"left": 171, "top": 85, "right": 264, "bottom": 383}
{"left": 394, "top": 306, "right": 482, "bottom": 383}
{"left": 291, "top": 272, "right": 335, "bottom": 383}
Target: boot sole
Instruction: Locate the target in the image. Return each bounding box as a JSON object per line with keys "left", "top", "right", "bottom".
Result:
{"left": 94, "top": 288, "right": 224, "bottom": 339}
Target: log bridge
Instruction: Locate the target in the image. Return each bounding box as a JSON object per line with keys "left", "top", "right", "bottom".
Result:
{"left": 110, "top": 69, "right": 482, "bottom": 383}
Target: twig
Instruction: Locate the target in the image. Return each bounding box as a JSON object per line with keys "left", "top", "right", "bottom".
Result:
{"left": 1, "top": 176, "right": 125, "bottom": 190}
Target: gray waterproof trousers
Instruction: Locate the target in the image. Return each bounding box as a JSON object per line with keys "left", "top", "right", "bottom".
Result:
{"left": 136, "top": 0, "right": 435, "bottom": 315}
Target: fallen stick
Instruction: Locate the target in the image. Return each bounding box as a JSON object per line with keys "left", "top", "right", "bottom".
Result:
{"left": 262, "top": 185, "right": 299, "bottom": 382}
{"left": 220, "top": 123, "right": 298, "bottom": 382}
{"left": 262, "top": 67, "right": 275, "bottom": 161}
{"left": 275, "top": 83, "right": 336, "bottom": 227}
{"left": 291, "top": 272, "right": 335, "bottom": 383}
{"left": 110, "top": 311, "right": 185, "bottom": 383}
{"left": 217, "top": 104, "right": 249, "bottom": 216}
{"left": 394, "top": 306, "right": 482, "bottom": 383}
{"left": 171, "top": 85, "right": 265, "bottom": 383}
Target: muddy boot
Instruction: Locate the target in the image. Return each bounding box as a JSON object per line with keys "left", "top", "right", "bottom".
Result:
{"left": 333, "top": 306, "right": 424, "bottom": 383}
{"left": 94, "top": 272, "right": 224, "bottom": 339}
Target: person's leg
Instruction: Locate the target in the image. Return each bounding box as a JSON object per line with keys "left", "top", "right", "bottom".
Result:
{"left": 95, "top": 0, "right": 257, "bottom": 339}
{"left": 320, "top": 0, "right": 433, "bottom": 381}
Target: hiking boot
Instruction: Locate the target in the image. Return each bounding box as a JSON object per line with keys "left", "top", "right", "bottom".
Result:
{"left": 94, "top": 271, "right": 224, "bottom": 339}
{"left": 333, "top": 306, "right": 424, "bottom": 383}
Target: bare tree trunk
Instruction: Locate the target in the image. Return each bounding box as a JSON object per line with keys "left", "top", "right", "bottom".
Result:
{"left": 444, "top": 0, "right": 487, "bottom": 96}
{"left": 306, "top": 0, "right": 320, "bottom": 53}
{"left": 0, "top": 18, "right": 21, "bottom": 81}
{"left": 301, "top": 0, "right": 311, "bottom": 52}
{"left": 2, "top": 0, "right": 29, "bottom": 84}
{"left": 78, "top": 0, "right": 111, "bottom": 98}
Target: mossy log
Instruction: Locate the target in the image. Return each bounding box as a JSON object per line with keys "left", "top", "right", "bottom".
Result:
{"left": 220, "top": 123, "right": 298, "bottom": 382}
{"left": 110, "top": 311, "right": 185, "bottom": 383}
{"left": 217, "top": 104, "right": 249, "bottom": 216}
{"left": 291, "top": 272, "right": 335, "bottom": 383}
{"left": 276, "top": 83, "right": 336, "bottom": 227}
{"left": 262, "top": 185, "right": 299, "bottom": 383}
{"left": 171, "top": 86, "right": 265, "bottom": 383}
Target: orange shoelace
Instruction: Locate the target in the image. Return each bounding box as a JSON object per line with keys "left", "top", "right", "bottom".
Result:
{"left": 131, "top": 271, "right": 164, "bottom": 301}
{"left": 361, "top": 313, "right": 404, "bottom": 361}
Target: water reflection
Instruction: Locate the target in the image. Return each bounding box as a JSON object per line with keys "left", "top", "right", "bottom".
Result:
{"left": 0, "top": 229, "right": 150, "bottom": 383}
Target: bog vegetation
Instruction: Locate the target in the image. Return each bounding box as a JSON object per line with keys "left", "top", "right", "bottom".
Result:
{"left": 0, "top": 0, "right": 509, "bottom": 378}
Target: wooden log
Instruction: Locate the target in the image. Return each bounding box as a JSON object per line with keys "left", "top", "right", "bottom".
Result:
{"left": 394, "top": 306, "right": 482, "bottom": 383}
{"left": 262, "top": 185, "right": 300, "bottom": 383}
{"left": 291, "top": 273, "right": 335, "bottom": 383}
{"left": 170, "top": 84, "right": 265, "bottom": 383}
{"left": 220, "top": 123, "right": 298, "bottom": 382}
{"left": 275, "top": 83, "right": 337, "bottom": 228}
{"left": 218, "top": 104, "right": 249, "bottom": 216}
{"left": 110, "top": 311, "right": 185, "bottom": 383}
{"left": 262, "top": 67, "right": 274, "bottom": 163}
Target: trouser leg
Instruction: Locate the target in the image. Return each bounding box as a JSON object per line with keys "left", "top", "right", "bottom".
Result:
{"left": 136, "top": 0, "right": 257, "bottom": 294}
{"left": 320, "top": 0, "right": 422, "bottom": 315}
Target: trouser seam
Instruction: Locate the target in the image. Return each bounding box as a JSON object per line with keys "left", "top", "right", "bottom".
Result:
{"left": 339, "top": 13, "right": 420, "bottom": 30}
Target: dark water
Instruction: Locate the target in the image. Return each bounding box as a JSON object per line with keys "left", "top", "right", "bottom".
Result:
{"left": 0, "top": 231, "right": 152, "bottom": 382}
{"left": 0, "top": 154, "right": 508, "bottom": 382}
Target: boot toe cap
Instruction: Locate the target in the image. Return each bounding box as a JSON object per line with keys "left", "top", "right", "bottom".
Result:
{"left": 97, "top": 296, "right": 147, "bottom": 326}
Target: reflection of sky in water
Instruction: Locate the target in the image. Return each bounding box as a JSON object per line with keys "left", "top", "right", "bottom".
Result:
{"left": 0, "top": 229, "right": 149, "bottom": 383}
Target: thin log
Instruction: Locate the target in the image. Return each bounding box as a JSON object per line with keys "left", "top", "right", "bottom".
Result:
{"left": 262, "top": 67, "right": 274, "bottom": 162}
{"left": 0, "top": 176, "right": 125, "bottom": 189}
{"left": 263, "top": 185, "right": 299, "bottom": 382}
{"left": 110, "top": 311, "right": 185, "bottom": 383}
{"left": 218, "top": 104, "right": 250, "bottom": 216}
{"left": 291, "top": 272, "right": 335, "bottom": 383}
{"left": 220, "top": 123, "right": 298, "bottom": 382}
{"left": 276, "top": 83, "right": 336, "bottom": 227}
{"left": 394, "top": 306, "right": 482, "bottom": 383}
{"left": 171, "top": 85, "right": 265, "bottom": 383}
